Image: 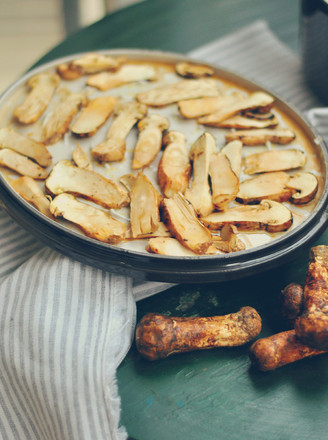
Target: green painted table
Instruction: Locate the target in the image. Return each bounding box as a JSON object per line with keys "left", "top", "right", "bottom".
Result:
{"left": 33, "top": 1, "right": 328, "bottom": 438}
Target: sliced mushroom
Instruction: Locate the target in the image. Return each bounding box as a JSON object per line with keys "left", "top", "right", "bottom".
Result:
{"left": 70, "top": 95, "right": 118, "bottom": 137}
{"left": 72, "top": 143, "right": 93, "bottom": 170}
{"left": 132, "top": 114, "right": 170, "bottom": 169}
{"left": 215, "top": 114, "right": 278, "bottom": 129}
{"left": 242, "top": 111, "right": 276, "bottom": 120}
{"left": 125, "top": 221, "right": 170, "bottom": 240}
{"left": 286, "top": 172, "right": 319, "bottom": 205}
{"left": 184, "top": 132, "right": 216, "bottom": 217}
{"left": 42, "top": 88, "right": 88, "bottom": 145}
{"left": 225, "top": 128, "right": 296, "bottom": 145}
{"left": 244, "top": 149, "right": 306, "bottom": 175}
{"left": 87, "top": 64, "right": 157, "bottom": 90}
{"left": 162, "top": 193, "right": 213, "bottom": 254}
{"left": 220, "top": 140, "right": 242, "bottom": 178}
{"left": 13, "top": 72, "right": 60, "bottom": 124}
{"left": 137, "top": 78, "right": 220, "bottom": 107}
{"left": 175, "top": 62, "right": 214, "bottom": 78}
{"left": 147, "top": 237, "right": 198, "bottom": 256}
{"left": 236, "top": 172, "right": 293, "bottom": 204}
{"left": 209, "top": 152, "right": 239, "bottom": 211}
{"left": 11, "top": 176, "right": 53, "bottom": 218}
{"left": 198, "top": 92, "right": 274, "bottom": 125}
{"left": 157, "top": 131, "right": 191, "bottom": 198}
{"left": 91, "top": 101, "right": 148, "bottom": 162}
{"left": 57, "top": 53, "right": 124, "bottom": 79}
{"left": 0, "top": 149, "right": 48, "bottom": 179}
{"left": 212, "top": 224, "right": 246, "bottom": 253}
{"left": 0, "top": 127, "right": 52, "bottom": 167}
{"left": 202, "top": 199, "right": 293, "bottom": 233}
{"left": 119, "top": 173, "right": 136, "bottom": 192}
{"left": 45, "top": 160, "right": 129, "bottom": 209}
{"left": 50, "top": 193, "right": 126, "bottom": 243}
{"left": 177, "top": 92, "right": 243, "bottom": 119}
{"left": 130, "top": 172, "right": 161, "bottom": 238}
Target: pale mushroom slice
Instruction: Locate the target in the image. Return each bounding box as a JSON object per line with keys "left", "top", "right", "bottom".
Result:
{"left": 178, "top": 92, "right": 243, "bottom": 119}
{"left": 184, "top": 132, "right": 216, "bottom": 217}
{"left": 72, "top": 143, "right": 93, "bottom": 170}
{"left": 57, "top": 53, "right": 125, "bottom": 79}
{"left": 236, "top": 172, "right": 293, "bottom": 204}
{"left": 91, "top": 101, "right": 148, "bottom": 162}
{"left": 147, "top": 237, "right": 198, "bottom": 256}
{"left": 244, "top": 149, "right": 306, "bottom": 175}
{"left": 212, "top": 224, "right": 246, "bottom": 253}
{"left": 198, "top": 92, "right": 274, "bottom": 125}
{"left": 119, "top": 173, "right": 136, "bottom": 192}
{"left": 45, "top": 160, "right": 129, "bottom": 209}
{"left": 209, "top": 152, "right": 239, "bottom": 211}
{"left": 50, "top": 193, "right": 126, "bottom": 244}
{"left": 225, "top": 128, "right": 296, "bottom": 145}
{"left": 157, "top": 131, "right": 191, "bottom": 198}
{"left": 161, "top": 193, "right": 213, "bottom": 254}
{"left": 215, "top": 114, "right": 279, "bottom": 129}
{"left": 130, "top": 172, "right": 161, "bottom": 238}
{"left": 0, "top": 127, "right": 52, "bottom": 167}
{"left": 13, "top": 72, "right": 60, "bottom": 124}
{"left": 137, "top": 78, "right": 220, "bottom": 107}
{"left": 286, "top": 172, "right": 319, "bottom": 205}
{"left": 11, "top": 176, "right": 53, "bottom": 218}
{"left": 132, "top": 114, "right": 170, "bottom": 169}
{"left": 220, "top": 140, "right": 242, "bottom": 178}
{"left": 125, "top": 221, "right": 170, "bottom": 240}
{"left": 0, "top": 149, "right": 48, "bottom": 180}
{"left": 202, "top": 199, "right": 293, "bottom": 233}
{"left": 70, "top": 95, "right": 119, "bottom": 137}
{"left": 175, "top": 62, "right": 214, "bottom": 78}
{"left": 42, "top": 88, "right": 88, "bottom": 145}
{"left": 87, "top": 64, "right": 157, "bottom": 91}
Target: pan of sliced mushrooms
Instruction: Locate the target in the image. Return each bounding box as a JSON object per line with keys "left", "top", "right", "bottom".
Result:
{"left": 0, "top": 49, "right": 328, "bottom": 282}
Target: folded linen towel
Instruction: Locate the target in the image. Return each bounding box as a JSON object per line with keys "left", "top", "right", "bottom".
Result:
{"left": 1, "top": 19, "right": 327, "bottom": 440}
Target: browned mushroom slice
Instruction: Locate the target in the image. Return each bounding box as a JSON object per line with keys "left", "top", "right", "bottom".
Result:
{"left": 209, "top": 152, "right": 239, "bottom": 211}
{"left": 87, "top": 64, "right": 157, "bottom": 90}
{"left": 242, "top": 110, "right": 276, "bottom": 120}
{"left": 177, "top": 92, "right": 243, "bottom": 119}
{"left": 286, "top": 172, "right": 319, "bottom": 205}
{"left": 162, "top": 193, "right": 213, "bottom": 254}
{"left": 130, "top": 172, "right": 161, "bottom": 238}
{"left": 158, "top": 131, "right": 191, "bottom": 198}
{"left": 220, "top": 140, "right": 242, "bottom": 178}
{"left": 202, "top": 199, "right": 293, "bottom": 233}
{"left": 0, "top": 149, "right": 48, "bottom": 180}
{"left": 11, "top": 176, "right": 53, "bottom": 218}
{"left": 0, "top": 127, "right": 52, "bottom": 167}
{"left": 57, "top": 53, "right": 124, "bottom": 79}
{"left": 13, "top": 72, "right": 60, "bottom": 124}
{"left": 215, "top": 114, "right": 279, "bottom": 129}
{"left": 184, "top": 132, "right": 216, "bottom": 217}
{"left": 50, "top": 193, "right": 126, "bottom": 243}
{"left": 244, "top": 149, "right": 306, "bottom": 175}
{"left": 45, "top": 160, "right": 129, "bottom": 209}
{"left": 91, "top": 101, "right": 148, "bottom": 162}
{"left": 70, "top": 96, "right": 118, "bottom": 137}
{"left": 225, "top": 128, "right": 296, "bottom": 145}
{"left": 132, "top": 114, "right": 170, "bottom": 169}
{"left": 72, "top": 143, "right": 93, "bottom": 170}
{"left": 42, "top": 89, "right": 88, "bottom": 145}
{"left": 137, "top": 78, "right": 220, "bottom": 107}
{"left": 236, "top": 172, "right": 293, "bottom": 204}
{"left": 198, "top": 92, "right": 274, "bottom": 125}
{"left": 175, "top": 62, "right": 214, "bottom": 78}
{"left": 212, "top": 224, "right": 246, "bottom": 253}
{"left": 147, "top": 237, "right": 198, "bottom": 256}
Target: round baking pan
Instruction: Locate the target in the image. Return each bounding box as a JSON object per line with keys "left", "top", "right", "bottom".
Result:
{"left": 1, "top": 49, "right": 328, "bottom": 283}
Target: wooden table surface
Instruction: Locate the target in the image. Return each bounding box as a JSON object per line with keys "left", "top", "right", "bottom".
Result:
{"left": 33, "top": 1, "right": 328, "bottom": 439}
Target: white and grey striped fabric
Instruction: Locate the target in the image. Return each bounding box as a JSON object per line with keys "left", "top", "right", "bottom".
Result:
{"left": 1, "top": 19, "right": 328, "bottom": 440}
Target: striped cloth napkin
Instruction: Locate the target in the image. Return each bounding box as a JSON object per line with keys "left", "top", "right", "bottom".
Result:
{"left": 1, "top": 19, "right": 327, "bottom": 440}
